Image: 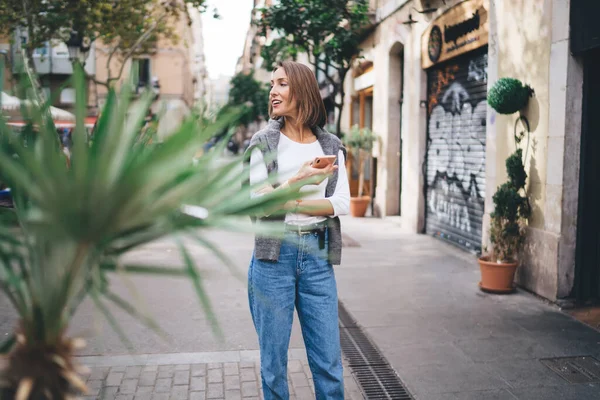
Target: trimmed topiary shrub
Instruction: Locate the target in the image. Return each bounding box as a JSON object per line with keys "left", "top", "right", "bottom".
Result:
{"left": 487, "top": 78, "right": 533, "bottom": 115}
{"left": 489, "top": 149, "right": 531, "bottom": 262}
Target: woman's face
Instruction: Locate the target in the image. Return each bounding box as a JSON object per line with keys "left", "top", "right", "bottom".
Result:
{"left": 270, "top": 67, "right": 296, "bottom": 118}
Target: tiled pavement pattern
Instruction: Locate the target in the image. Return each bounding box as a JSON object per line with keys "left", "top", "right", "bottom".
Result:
{"left": 80, "top": 359, "right": 363, "bottom": 400}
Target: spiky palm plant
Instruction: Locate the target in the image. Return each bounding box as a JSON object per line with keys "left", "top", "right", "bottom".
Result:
{"left": 0, "top": 63, "right": 293, "bottom": 399}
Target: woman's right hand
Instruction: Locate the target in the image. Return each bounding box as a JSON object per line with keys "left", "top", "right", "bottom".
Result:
{"left": 290, "top": 160, "right": 338, "bottom": 187}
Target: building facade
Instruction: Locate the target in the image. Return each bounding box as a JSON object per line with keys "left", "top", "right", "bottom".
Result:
{"left": 342, "top": 0, "right": 595, "bottom": 304}
{"left": 189, "top": 5, "right": 209, "bottom": 106}
{"left": 95, "top": 6, "right": 196, "bottom": 138}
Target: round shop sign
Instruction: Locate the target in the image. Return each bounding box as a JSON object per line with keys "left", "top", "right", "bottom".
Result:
{"left": 428, "top": 25, "right": 443, "bottom": 64}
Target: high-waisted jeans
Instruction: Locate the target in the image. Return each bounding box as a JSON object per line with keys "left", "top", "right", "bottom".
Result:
{"left": 248, "top": 230, "right": 344, "bottom": 399}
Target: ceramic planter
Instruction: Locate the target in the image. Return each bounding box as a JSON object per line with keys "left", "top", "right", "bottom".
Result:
{"left": 350, "top": 196, "right": 370, "bottom": 217}
{"left": 478, "top": 256, "right": 518, "bottom": 293}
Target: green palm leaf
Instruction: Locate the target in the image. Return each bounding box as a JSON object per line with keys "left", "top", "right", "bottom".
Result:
{"left": 0, "top": 61, "right": 300, "bottom": 359}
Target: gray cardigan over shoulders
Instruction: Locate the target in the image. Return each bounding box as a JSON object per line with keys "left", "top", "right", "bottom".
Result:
{"left": 243, "top": 118, "right": 346, "bottom": 265}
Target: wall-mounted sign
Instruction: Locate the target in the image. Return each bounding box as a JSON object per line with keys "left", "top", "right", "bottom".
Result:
{"left": 421, "top": 0, "right": 489, "bottom": 69}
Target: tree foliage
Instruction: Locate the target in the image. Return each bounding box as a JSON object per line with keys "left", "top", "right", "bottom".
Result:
{"left": 0, "top": 0, "right": 210, "bottom": 87}
{"left": 227, "top": 70, "right": 269, "bottom": 127}
{"left": 255, "top": 0, "right": 371, "bottom": 135}
{"left": 489, "top": 149, "right": 531, "bottom": 262}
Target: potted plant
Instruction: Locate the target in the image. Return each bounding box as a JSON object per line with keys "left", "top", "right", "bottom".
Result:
{"left": 0, "top": 64, "right": 297, "bottom": 399}
{"left": 487, "top": 77, "right": 534, "bottom": 115}
{"left": 345, "top": 125, "right": 377, "bottom": 217}
{"left": 479, "top": 148, "right": 531, "bottom": 293}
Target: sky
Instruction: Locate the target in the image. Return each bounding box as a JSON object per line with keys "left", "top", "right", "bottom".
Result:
{"left": 201, "top": 0, "right": 255, "bottom": 80}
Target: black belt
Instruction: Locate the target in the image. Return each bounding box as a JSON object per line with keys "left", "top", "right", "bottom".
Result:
{"left": 284, "top": 222, "right": 328, "bottom": 249}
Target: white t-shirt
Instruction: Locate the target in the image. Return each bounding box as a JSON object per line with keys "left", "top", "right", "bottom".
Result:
{"left": 249, "top": 132, "right": 350, "bottom": 226}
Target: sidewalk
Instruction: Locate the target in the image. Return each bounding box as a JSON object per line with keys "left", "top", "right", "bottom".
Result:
{"left": 336, "top": 216, "right": 600, "bottom": 400}
{"left": 78, "top": 352, "right": 362, "bottom": 400}
{"left": 72, "top": 216, "right": 600, "bottom": 400}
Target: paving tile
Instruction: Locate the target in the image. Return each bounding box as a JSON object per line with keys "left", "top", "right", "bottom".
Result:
{"left": 239, "top": 362, "right": 255, "bottom": 369}
{"left": 293, "top": 386, "right": 314, "bottom": 400}
{"left": 208, "top": 368, "right": 223, "bottom": 383}
{"left": 139, "top": 371, "right": 157, "bottom": 387}
{"left": 224, "top": 390, "right": 242, "bottom": 400}
{"left": 134, "top": 394, "right": 153, "bottom": 400}
{"left": 225, "top": 375, "right": 240, "bottom": 391}
{"left": 509, "top": 384, "right": 600, "bottom": 400}
{"left": 288, "top": 360, "right": 303, "bottom": 373}
{"left": 125, "top": 366, "right": 143, "bottom": 379}
{"left": 158, "top": 365, "right": 176, "bottom": 379}
{"left": 453, "top": 337, "right": 552, "bottom": 363}
{"left": 155, "top": 378, "right": 173, "bottom": 393}
{"left": 224, "top": 363, "right": 239, "bottom": 376}
{"left": 151, "top": 394, "right": 170, "bottom": 400}
{"left": 90, "top": 367, "right": 110, "bottom": 381}
{"left": 290, "top": 372, "right": 309, "bottom": 388}
{"left": 115, "top": 395, "right": 134, "bottom": 400}
{"left": 87, "top": 380, "right": 103, "bottom": 396}
{"left": 169, "top": 385, "right": 189, "bottom": 400}
{"left": 425, "top": 389, "right": 519, "bottom": 400}
{"left": 208, "top": 363, "right": 223, "bottom": 369}
{"left": 189, "top": 391, "right": 207, "bottom": 400}
{"left": 119, "top": 379, "right": 139, "bottom": 395}
{"left": 142, "top": 366, "right": 159, "bottom": 373}
{"left": 192, "top": 364, "right": 207, "bottom": 377}
{"left": 136, "top": 386, "right": 154, "bottom": 394}
{"left": 100, "top": 386, "right": 119, "bottom": 400}
{"left": 191, "top": 376, "right": 207, "bottom": 391}
{"left": 175, "top": 364, "right": 191, "bottom": 371}
{"left": 386, "top": 342, "right": 472, "bottom": 368}
{"left": 207, "top": 383, "right": 224, "bottom": 399}
{"left": 396, "top": 363, "right": 509, "bottom": 396}
{"left": 174, "top": 370, "right": 190, "bottom": 386}
{"left": 111, "top": 366, "right": 127, "bottom": 373}
{"left": 241, "top": 381, "right": 258, "bottom": 398}
{"left": 484, "top": 359, "right": 569, "bottom": 389}
{"left": 240, "top": 368, "right": 256, "bottom": 383}
{"left": 106, "top": 372, "right": 125, "bottom": 387}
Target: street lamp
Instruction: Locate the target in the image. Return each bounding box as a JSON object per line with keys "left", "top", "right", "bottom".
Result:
{"left": 65, "top": 30, "right": 90, "bottom": 64}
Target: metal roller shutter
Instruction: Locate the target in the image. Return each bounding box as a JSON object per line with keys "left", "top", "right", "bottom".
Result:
{"left": 425, "top": 49, "right": 488, "bottom": 253}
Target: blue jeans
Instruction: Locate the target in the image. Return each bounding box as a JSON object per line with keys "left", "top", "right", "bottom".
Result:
{"left": 248, "top": 230, "right": 344, "bottom": 400}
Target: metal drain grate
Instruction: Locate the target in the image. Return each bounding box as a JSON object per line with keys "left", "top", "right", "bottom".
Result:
{"left": 541, "top": 356, "right": 600, "bottom": 383}
{"left": 338, "top": 302, "right": 414, "bottom": 399}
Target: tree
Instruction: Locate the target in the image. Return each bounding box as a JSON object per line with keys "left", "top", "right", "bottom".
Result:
{"left": 228, "top": 70, "right": 270, "bottom": 128}
{"left": 255, "top": 0, "right": 371, "bottom": 136}
{"left": 0, "top": 0, "right": 211, "bottom": 88}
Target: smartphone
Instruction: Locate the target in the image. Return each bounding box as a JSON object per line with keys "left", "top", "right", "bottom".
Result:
{"left": 312, "top": 155, "right": 337, "bottom": 169}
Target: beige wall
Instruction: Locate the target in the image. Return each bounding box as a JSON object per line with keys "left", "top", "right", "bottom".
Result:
{"left": 95, "top": 9, "right": 195, "bottom": 108}
{"left": 487, "top": 0, "right": 582, "bottom": 301}
{"left": 345, "top": 0, "right": 580, "bottom": 301}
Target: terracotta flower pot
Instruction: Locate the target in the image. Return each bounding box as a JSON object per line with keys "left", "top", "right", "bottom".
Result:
{"left": 350, "top": 196, "right": 370, "bottom": 217}
{"left": 478, "top": 257, "right": 518, "bottom": 294}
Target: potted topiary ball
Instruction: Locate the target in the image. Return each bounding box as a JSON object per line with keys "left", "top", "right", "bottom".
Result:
{"left": 479, "top": 148, "right": 531, "bottom": 293}
{"left": 487, "top": 78, "right": 534, "bottom": 115}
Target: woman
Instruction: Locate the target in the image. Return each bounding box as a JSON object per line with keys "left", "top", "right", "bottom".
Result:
{"left": 245, "top": 61, "right": 350, "bottom": 400}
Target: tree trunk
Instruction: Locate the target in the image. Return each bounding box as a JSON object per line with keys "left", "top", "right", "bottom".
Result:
{"left": 334, "top": 69, "right": 347, "bottom": 138}
{"left": 357, "top": 149, "right": 365, "bottom": 197}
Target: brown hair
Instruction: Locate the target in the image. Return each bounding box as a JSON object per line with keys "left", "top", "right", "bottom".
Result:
{"left": 268, "top": 61, "right": 327, "bottom": 128}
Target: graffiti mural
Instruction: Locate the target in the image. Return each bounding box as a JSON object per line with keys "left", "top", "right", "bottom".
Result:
{"left": 425, "top": 52, "right": 488, "bottom": 252}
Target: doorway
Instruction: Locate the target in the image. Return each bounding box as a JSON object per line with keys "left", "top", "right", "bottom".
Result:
{"left": 575, "top": 48, "right": 600, "bottom": 303}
